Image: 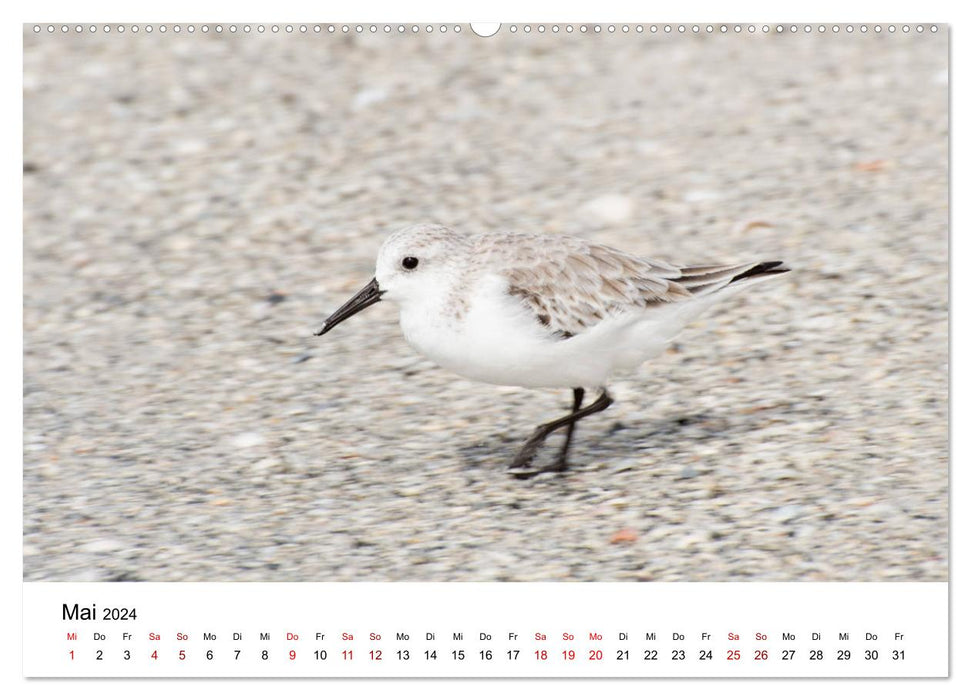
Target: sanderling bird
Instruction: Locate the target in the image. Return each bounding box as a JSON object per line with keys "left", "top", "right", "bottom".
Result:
{"left": 316, "top": 223, "right": 788, "bottom": 476}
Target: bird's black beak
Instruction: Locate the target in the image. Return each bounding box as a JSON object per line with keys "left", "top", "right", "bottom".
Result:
{"left": 314, "top": 277, "right": 384, "bottom": 336}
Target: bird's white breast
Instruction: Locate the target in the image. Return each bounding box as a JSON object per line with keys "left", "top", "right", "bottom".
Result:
{"left": 397, "top": 274, "right": 666, "bottom": 388}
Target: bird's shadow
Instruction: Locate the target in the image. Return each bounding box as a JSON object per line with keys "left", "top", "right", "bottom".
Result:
{"left": 458, "top": 410, "right": 742, "bottom": 478}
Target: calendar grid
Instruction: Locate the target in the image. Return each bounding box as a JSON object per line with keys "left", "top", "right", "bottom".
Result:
{"left": 24, "top": 582, "right": 948, "bottom": 677}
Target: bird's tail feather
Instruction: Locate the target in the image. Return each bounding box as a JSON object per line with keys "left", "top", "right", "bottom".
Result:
{"left": 678, "top": 260, "right": 789, "bottom": 296}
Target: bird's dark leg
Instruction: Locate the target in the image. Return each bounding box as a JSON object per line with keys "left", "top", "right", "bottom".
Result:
{"left": 509, "top": 388, "right": 614, "bottom": 475}
{"left": 557, "top": 387, "right": 585, "bottom": 470}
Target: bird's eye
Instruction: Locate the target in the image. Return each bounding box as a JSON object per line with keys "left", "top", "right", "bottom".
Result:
{"left": 402, "top": 256, "right": 419, "bottom": 270}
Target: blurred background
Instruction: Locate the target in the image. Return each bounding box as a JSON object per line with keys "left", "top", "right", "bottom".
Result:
{"left": 23, "top": 26, "right": 947, "bottom": 581}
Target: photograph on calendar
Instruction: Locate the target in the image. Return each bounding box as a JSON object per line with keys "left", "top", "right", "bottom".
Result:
{"left": 23, "top": 23, "right": 947, "bottom": 584}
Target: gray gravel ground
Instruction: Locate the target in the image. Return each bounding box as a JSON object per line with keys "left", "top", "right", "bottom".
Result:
{"left": 23, "top": 27, "right": 947, "bottom": 581}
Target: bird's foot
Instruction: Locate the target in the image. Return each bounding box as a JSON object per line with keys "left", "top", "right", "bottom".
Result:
{"left": 507, "top": 428, "right": 547, "bottom": 474}
{"left": 508, "top": 461, "right": 570, "bottom": 479}
{"left": 507, "top": 431, "right": 570, "bottom": 478}
{"left": 508, "top": 439, "right": 542, "bottom": 471}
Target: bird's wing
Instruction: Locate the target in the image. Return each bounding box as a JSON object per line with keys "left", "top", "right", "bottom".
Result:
{"left": 487, "top": 234, "right": 694, "bottom": 339}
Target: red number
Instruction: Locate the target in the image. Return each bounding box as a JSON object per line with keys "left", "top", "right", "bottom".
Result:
{"left": 535, "top": 650, "right": 547, "bottom": 660}
{"left": 589, "top": 650, "right": 603, "bottom": 661}
{"left": 290, "top": 650, "right": 297, "bottom": 661}
{"left": 563, "top": 650, "right": 576, "bottom": 661}
{"left": 727, "top": 649, "right": 740, "bottom": 661}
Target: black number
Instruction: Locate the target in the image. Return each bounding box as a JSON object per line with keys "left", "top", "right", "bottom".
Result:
{"left": 782, "top": 649, "right": 795, "bottom": 660}
{"left": 206, "top": 650, "right": 213, "bottom": 660}
{"left": 699, "top": 650, "right": 712, "bottom": 661}
{"left": 672, "top": 649, "right": 685, "bottom": 661}
{"left": 865, "top": 650, "right": 879, "bottom": 661}
{"left": 314, "top": 650, "right": 328, "bottom": 661}
{"left": 425, "top": 650, "right": 437, "bottom": 660}
{"left": 397, "top": 650, "right": 410, "bottom": 660}
{"left": 810, "top": 649, "right": 823, "bottom": 660}
{"left": 893, "top": 649, "right": 905, "bottom": 661}
{"left": 480, "top": 650, "right": 493, "bottom": 660}
{"left": 643, "top": 649, "right": 658, "bottom": 661}
{"left": 261, "top": 650, "right": 269, "bottom": 660}
{"left": 507, "top": 650, "right": 519, "bottom": 660}
{"left": 452, "top": 649, "right": 465, "bottom": 660}
{"left": 95, "top": 650, "right": 103, "bottom": 661}
{"left": 123, "top": 650, "right": 131, "bottom": 661}
{"left": 837, "top": 649, "right": 851, "bottom": 661}
{"left": 617, "top": 650, "right": 629, "bottom": 660}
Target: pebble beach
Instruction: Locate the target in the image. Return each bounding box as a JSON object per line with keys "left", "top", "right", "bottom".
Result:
{"left": 23, "top": 26, "right": 948, "bottom": 581}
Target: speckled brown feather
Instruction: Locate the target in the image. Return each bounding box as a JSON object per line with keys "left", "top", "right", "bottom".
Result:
{"left": 473, "top": 232, "right": 786, "bottom": 339}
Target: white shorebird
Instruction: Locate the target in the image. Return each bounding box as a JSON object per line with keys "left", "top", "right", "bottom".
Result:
{"left": 316, "top": 223, "right": 788, "bottom": 476}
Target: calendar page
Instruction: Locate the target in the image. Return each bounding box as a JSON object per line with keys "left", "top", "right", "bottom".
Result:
{"left": 21, "top": 13, "right": 950, "bottom": 685}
